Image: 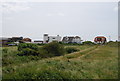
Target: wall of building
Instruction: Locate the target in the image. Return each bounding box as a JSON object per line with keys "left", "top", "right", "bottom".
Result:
{"left": 62, "top": 36, "right": 82, "bottom": 44}
{"left": 72, "top": 38, "right": 81, "bottom": 44}
{"left": 43, "top": 34, "right": 61, "bottom": 43}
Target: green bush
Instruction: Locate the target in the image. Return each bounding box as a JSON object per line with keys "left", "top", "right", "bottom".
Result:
{"left": 37, "top": 48, "right": 49, "bottom": 58}
{"left": 17, "top": 48, "right": 39, "bottom": 56}
{"left": 18, "top": 43, "right": 38, "bottom": 51}
{"left": 42, "top": 41, "right": 65, "bottom": 57}
{"left": 82, "top": 41, "right": 95, "bottom": 45}
{"left": 17, "top": 42, "right": 65, "bottom": 57}
{"left": 106, "top": 41, "right": 118, "bottom": 47}
{"left": 37, "top": 43, "right": 46, "bottom": 46}
{"left": 2, "top": 48, "right": 8, "bottom": 53}
{"left": 60, "top": 42, "right": 81, "bottom": 45}
{"left": 65, "top": 47, "right": 79, "bottom": 54}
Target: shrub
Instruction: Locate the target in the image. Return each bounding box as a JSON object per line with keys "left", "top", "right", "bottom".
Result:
{"left": 2, "top": 48, "right": 8, "bottom": 53}
{"left": 65, "top": 47, "right": 79, "bottom": 54}
{"left": 106, "top": 41, "right": 118, "bottom": 47}
{"left": 82, "top": 41, "right": 95, "bottom": 45}
{"left": 17, "top": 48, "right": 39, "bottom": 56}
{"left": 18, "top": 43, "right": 38, "bottom": 51}
{"left": 17, "top": 42, "right": 65, "bottom": 57}
{"left": 37, "top": 49, "right": 49, "bottom": 58}
{"left": 42, "top": 41, "right": 65, "bottom": 56}
{"left": 37, "top": 43, "right": 46, "bottom": 46}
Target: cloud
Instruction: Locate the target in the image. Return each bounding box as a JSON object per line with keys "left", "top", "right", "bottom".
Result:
{"left": 113, "top": 6, "right": 120, "bottom": 12}
{"left": 113, "top": 6, "right": 118, "bottom": 11}
{"left": 1, "top": 0, "right": 119, "bottom": 2}
{"left": 1, "top": 2, "right": 30, "bottom": 13}
{"left": 58, "top": 13, "right": 65, "bottom": 16}
{"left": 47, "top": 12, "right": 65, "bottom": 17}
{"left": 47, "top": 13, "right": 53, "bottom": 16}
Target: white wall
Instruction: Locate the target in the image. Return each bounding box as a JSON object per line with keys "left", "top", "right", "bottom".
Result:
{"left": 48, "top": 36, "right": 61, "bottom": 43}
{"left": 72, "top": 38, "right": 81, "bottom": 44}
{"left": 43, "top": 34, "right": 61, "bottom": 43}
{"left": 43, "top": 34, "right": 48, "bottom": 43}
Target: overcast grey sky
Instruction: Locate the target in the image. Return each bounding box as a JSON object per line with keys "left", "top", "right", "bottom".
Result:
{"left": 1, "top": 2, "right": 118, "bottom": 41}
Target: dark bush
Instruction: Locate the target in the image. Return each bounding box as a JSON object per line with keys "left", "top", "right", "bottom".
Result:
{"left": 17, "top": 48, "right": 39, "bottom": 56}
{"left": 37, "top": 48, "right": 49, "bottom": 58}
{"left": 65, "top": 47, "right": 79, "bottom": 53}
{"left": 17, "top": 42, "right": 65, "bottom": 57}
{"left": 59, "top": 42, "right": 81, "bottom": 45}
{"left": 2, "top": 48, "right": 8, "bottom": 53}
{"left": 37, "top": 43, "right": 46, "bottom": 46}
{"left": 18, "top": 43, "right": 38, "bottom": 51}
{"left": 82, "top": 41, "right": 95, "bottom": 45}
{"left": 42, "top": 41, "right": 65, "bottom": 56}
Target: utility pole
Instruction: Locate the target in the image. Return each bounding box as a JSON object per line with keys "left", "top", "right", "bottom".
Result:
{"left": 119, "top": 36, "right": 120, "bottom": 41}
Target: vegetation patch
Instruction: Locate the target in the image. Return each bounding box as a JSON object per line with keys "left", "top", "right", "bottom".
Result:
{"left": 18, "top": 43, "right": 38, "bottom": 51}
{"left": 65, "top": 47, "right": 79, "bottom": 54}
{"left": 2, "top": 42, "right": 118, "bottom": 79}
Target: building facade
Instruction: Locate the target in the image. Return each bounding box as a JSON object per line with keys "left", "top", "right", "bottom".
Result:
{"left": 9, "top": 37, "right": 23, "bottom": 42}
{"left": 0, "top": 37, "right": 11, "bottom": 46}
{"left": 43, "top": 34, "right": 61, "bottom": 43}
{"left": 62, "top": 36, "right": 82, "bottom": 44}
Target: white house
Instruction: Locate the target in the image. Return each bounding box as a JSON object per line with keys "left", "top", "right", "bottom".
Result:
{"left": 62, "top": 36, "right": 82, "bottom": 44}
{"left": 43, "top": 34, "right": 61, "bottom": 43}
{"left": 72, "top": 36, "right": 82, "bottom": 44}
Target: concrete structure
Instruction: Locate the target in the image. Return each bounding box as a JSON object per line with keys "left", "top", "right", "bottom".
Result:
{"left": 94, "top": 36, "right": 107, "bottom": 44}
{"left": 43, "top": 34, "right": 61, "bottom": 43}
{"left": 62, "top": 36, "right": 82, "bottom": 44}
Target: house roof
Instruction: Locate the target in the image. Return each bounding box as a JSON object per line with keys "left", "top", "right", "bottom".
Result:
{"left": 95, "top": 36, "right": 106, "bottom": 38}
{"left": 68, "top": 37, "right": 74, "bottom": 42}
{"left": 22, "top": 38, "right": 31, "bottom": 41}
{"left": 75, "top": 36, "right": 80, "bottom": 38}
{"left": 62, "top": 36, "right": 77, "bottom": 42}
{"left": 62, "top": 37, "right": 67, "bottom": 42}
{"left": 12, "top": 37, "right": 23, "bottom": 38}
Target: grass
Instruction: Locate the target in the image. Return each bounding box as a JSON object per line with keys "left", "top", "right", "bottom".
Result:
{"left": 2, "top": 46, "right": 42, "bottom": 66}
{"left": 1, "top": 43, "right": 118, "bottom": 79}
{"left": 2, "top": 45, "right": 91, "bottom": 67}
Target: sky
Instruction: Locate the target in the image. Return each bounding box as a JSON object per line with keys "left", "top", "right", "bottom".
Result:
{"left": 1, "top": 0, "right": 119, "bottom": 41}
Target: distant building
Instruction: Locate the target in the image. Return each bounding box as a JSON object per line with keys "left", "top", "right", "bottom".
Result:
{"left": 9, "top": 37, "right": 23, "bottom": 42}
{"left": 22, "top": 38, "right": 32, "bottom": 42}
{"left": 43, "top": 34, "right": 61, "bottom": 43}
{"left": 0, "top": 37, "right": 10, "bottom": 46}
{"left": 33, "top": 40, "right": 43, "bottom": 44}
{"left": 62, "top": 36, "right": 82, "bottom": 44}
{"left": 94, "top": 36, "right": 107, "bottom": 44}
